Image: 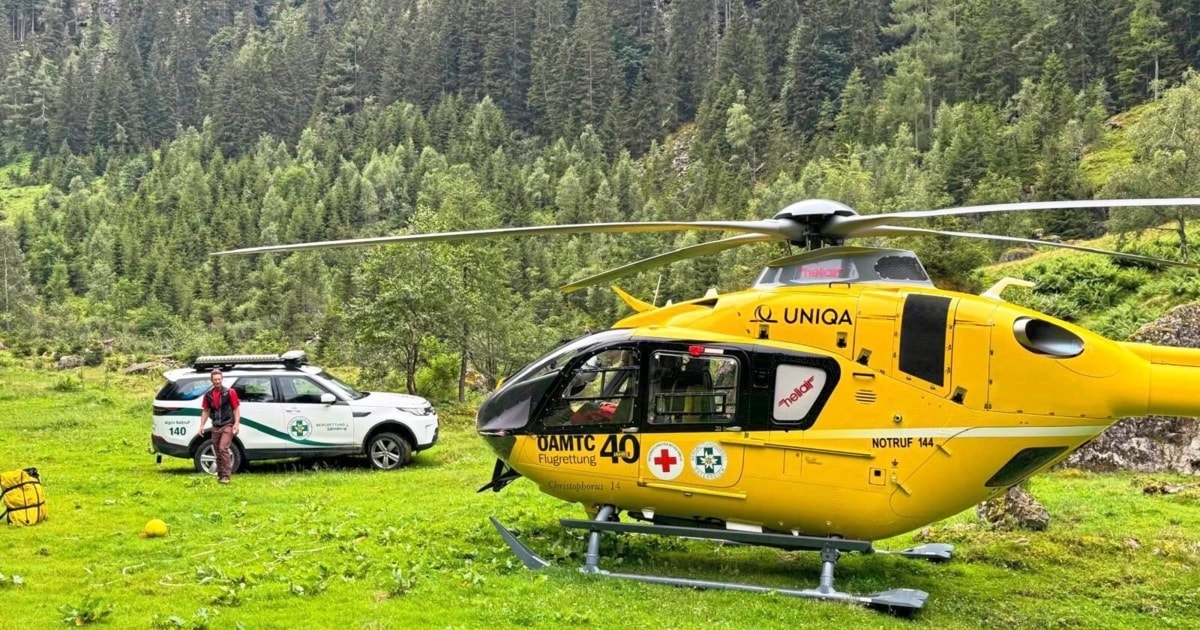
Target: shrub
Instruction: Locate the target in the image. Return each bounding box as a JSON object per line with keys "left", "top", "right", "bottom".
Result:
{"left": 82, "top": 342, "right": 105, "bottom": 367}
{"left": 415, "top": 350, "right": 459, "bottom": 403}
{"left": 58, "top": 595, "right": 113, "bottom": 626}
{"left": 51, "top": 375, "right": 82, "bottom": 393}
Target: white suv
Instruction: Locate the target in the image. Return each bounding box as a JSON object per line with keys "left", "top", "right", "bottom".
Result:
{"left": 150, "top": 351, "right": 438, "bottom": 473}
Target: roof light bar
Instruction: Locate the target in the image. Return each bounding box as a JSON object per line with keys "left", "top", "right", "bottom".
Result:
{"left": 192, "top": 350, "right": 307, "bottom": 370}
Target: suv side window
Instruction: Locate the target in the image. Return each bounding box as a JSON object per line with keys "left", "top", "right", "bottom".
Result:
{"left": 233, "top": 376, "right": 275, "bottom": 403}
{"left": 278, "top": 376, "right": 332, "bottom": 404}
{"left": 156, "top": 378, "right": 211, "bottom": 401}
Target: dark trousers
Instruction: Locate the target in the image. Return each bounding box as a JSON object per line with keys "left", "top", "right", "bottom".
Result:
{"left": 212, "top": 425, "right": 235, "bottom": 480}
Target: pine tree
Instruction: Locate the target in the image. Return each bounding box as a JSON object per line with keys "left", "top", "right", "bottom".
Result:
{"left": 879, "top": 0, "right": 962, "bottom": 122}
{"left": 667, "top": 0, "right": 717, "bottom": 121}
{"left": 0, "top": 226, "right": 35, "bottom": 335}
{"left": 1116, "top": 0, "right": 1175, "bottom": 105}
{"left": 779, "top": 0, "right": 852, "bottom": 135}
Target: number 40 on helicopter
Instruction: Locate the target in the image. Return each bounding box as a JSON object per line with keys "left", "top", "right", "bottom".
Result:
{"left": 218, "top": 197, "right": 1200, "bottom": 615}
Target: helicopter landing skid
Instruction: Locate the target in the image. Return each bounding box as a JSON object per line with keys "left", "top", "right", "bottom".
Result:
{"left": 488, "top": 507, "right": 937, "bottom": 616}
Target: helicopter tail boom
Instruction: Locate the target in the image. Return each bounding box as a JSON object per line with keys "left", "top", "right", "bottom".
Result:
{"left": 1120, "top": 343, "right": 1200, "bottom": 417}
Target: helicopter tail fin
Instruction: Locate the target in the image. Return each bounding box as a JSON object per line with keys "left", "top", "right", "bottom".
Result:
{"left": 612, "top": 286, "right": 655, "bottom": 313}
{"left": 981, "top": 277, "right": 1036, "bottom": 300}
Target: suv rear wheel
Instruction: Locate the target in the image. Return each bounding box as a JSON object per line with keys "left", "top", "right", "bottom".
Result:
{"left": 193, "top": 437, "right": 245, "bottom": 475}
{"left": 366, "top": 432, "right": 411, "bottom": 470}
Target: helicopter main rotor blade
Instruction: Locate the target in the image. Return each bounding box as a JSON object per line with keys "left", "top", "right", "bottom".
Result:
{"left": 211, "top": 219, "right": 800, "bottom": 256}
{"left": 560, "top": 233, "right": 778, "bottom": 293}
{"left": 859, "top": 225, "right": 1200, "bottom": 269}
{"left": 828, "top": 198, "right": 1200, "bottom": 237}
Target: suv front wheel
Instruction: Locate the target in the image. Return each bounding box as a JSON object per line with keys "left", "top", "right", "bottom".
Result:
{"left": 366, "top": 432, "right": 412, "bottom": 470}
{"left": 193, "top": 437, "right": 245, "bottom": 474}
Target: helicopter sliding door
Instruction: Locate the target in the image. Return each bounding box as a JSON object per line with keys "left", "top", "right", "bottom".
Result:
{"left": 635, "top": 345, "right": 747, "bottom": 492}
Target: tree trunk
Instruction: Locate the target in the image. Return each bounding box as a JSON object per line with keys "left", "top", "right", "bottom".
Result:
{"left": 406, "top": 344, "right": 419, "bottom": 394}
{"left": 458, "top": 332, "right": 468, "bottom": 403}
{"left": 1178, "top": 214, "right": 1188, "bottom": 262}
{"left": 1153, "top": 55, "right": 1159, "bottom": 101}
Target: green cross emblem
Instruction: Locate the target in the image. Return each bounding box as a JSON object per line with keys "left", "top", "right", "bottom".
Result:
{"left": 290, "top": 419, "right": 310, "bottom": 438}
{"left": 694, "top": 447, "right": 724, "bottom": 474}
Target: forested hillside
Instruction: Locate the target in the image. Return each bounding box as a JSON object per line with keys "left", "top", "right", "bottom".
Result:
{"left": 1, "top": 0, "right": 1199, "bottom": 398}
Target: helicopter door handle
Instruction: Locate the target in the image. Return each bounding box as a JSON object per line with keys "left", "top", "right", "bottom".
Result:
{"left": 852, "top": 372, "right": 875, "bottom": 380}
{"left": 621, "top": 427, "right": 639, "bottom": 433}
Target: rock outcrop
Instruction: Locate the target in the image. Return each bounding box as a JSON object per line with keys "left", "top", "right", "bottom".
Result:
{"left": 976, "top": 486, "right": 1050, "bottom": 531}
{"left": 55, "top": 355, "right": 83, "bottom": 370}
{"left": 1066, "top": 303, "right": 1200, "bottom": 476}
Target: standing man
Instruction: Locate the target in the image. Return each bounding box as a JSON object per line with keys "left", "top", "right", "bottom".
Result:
{"left": 197, "top": 369, "right": 241, "bottom": 484}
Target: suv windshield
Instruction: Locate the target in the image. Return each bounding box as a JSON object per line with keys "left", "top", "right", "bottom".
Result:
{"left": 318, "top": 370, "right": 369, "bottom": 400}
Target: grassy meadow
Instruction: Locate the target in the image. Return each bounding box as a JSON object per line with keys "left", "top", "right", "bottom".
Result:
{"left": 1, "top": 356, "right": 1199, "bottom": 629}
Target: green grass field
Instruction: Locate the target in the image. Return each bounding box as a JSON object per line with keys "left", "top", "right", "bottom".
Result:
{"left": 0, "top": 156, "right": 49, "bottom": 224}
{"left": 2, "top": 358, "right": 1198, "bottom": 629}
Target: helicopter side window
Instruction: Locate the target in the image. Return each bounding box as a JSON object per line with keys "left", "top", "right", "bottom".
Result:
{"left": 772, "top": 364, "right": 829, "bottom": 422}
{"left": 649, "top": 351, "right": 738, "bottom": 424}
{"left": 541, "top": 348, "right": 640, "bottom": 427}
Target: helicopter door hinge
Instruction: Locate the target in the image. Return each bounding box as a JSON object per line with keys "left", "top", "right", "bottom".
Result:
{"left": 891, "top": 475, "right": 912, "bottom": 495}
{"left": 936, "top": 441, "right": 953, "bottom": 456}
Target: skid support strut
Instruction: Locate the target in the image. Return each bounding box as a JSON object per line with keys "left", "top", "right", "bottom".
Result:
{"left": 489, "top": 505, "right": 943, "bottom": 616}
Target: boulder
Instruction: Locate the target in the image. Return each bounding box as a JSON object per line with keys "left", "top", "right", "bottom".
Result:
{"left": 123, "top": 361, "right": 160, "bottom": 375}
{"left": 1066, "top": 303, "right": 1200, "bottom": 476}
{"left": 56, "top": 355, "right": 84, "bottom": 370}
{"left": 976, "top": 485, "right": 1050, "bottom": 531}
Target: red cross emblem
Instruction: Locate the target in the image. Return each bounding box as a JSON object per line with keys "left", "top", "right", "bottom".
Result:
{"left": 653, "top": 448, "right": 678, "bottom": 473}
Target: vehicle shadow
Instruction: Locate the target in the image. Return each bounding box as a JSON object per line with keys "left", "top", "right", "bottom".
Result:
{"left": 155, "top": 454, "right": 440, "bottom": 476}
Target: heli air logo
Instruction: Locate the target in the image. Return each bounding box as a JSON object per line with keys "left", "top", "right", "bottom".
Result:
{"left": 777, "top": 376, "right": 816, "bottom": 408}
{"left": 691, "top": 442, "right": 727, "bottom": 480}
{"left": 647, "top": 442, "right": 684, "bottom": 481}
{"left": 289, "top": 417, "right": 313, "bottom": 440}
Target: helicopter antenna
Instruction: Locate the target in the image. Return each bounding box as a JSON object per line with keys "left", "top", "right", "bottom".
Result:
{"left": 652, "top": 274, "right": 662, "bottom": 307}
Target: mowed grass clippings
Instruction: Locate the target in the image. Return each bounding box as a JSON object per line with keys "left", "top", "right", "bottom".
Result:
{"left": 1, "top": 358, "right": 1198, "bottom": 629}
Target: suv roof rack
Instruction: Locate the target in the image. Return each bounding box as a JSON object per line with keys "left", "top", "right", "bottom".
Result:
{"left": 192, "top": 350, "right": 308, "bottom": 371}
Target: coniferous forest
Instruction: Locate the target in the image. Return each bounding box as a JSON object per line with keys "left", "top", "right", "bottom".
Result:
{"left": 1, "top": 0, "right": 1200, "bottom": 398}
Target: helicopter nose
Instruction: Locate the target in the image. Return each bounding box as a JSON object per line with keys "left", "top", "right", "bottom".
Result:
{"left": 476, "top": 387, "right": 532, "bottom": 435}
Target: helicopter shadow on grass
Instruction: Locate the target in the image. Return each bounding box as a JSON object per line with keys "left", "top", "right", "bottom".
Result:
{"left": 548, "top": 527, "right": 952, "bottom": 596}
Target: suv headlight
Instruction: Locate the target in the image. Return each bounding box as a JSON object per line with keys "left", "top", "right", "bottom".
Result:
{"left": 398, "top": 405, "right": 434, "bottom": 416}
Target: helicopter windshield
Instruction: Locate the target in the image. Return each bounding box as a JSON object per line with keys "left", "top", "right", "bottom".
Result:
{"left": 504, "top": 329, "right": 634, "bottom": 385}
{"left": 477, "top": 329, "right": 634, "bottom": 433}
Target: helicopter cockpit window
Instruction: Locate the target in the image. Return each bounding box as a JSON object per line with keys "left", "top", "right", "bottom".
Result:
{"left": 649, "top": 351, "right": 738, "bottom": 424}
{"left": 772, "top": 364, "right": 829, "bottom": 423}
{"left": 541, "top": 348, "right": 640, "bottom": 427}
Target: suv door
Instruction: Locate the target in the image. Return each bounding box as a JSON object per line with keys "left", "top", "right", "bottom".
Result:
{"left": 228, "top": 376, "right": 284, "bottom": 452}
{"left": 276, "top": 375, "right": 354, "bottom": 447}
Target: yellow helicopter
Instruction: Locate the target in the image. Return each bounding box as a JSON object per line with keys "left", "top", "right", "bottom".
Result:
{"left": 217, "top": 197, "right": 1200, "bottom": 614}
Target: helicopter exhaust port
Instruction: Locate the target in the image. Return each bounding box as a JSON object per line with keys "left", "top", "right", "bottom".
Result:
{"left": 1012, "top": 317, "right": 1085, "bottom": 358}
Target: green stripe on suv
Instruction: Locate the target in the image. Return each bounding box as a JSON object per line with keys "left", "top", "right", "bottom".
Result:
{"left": 165, "top": 408, "right": 337, "bottom": 447}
